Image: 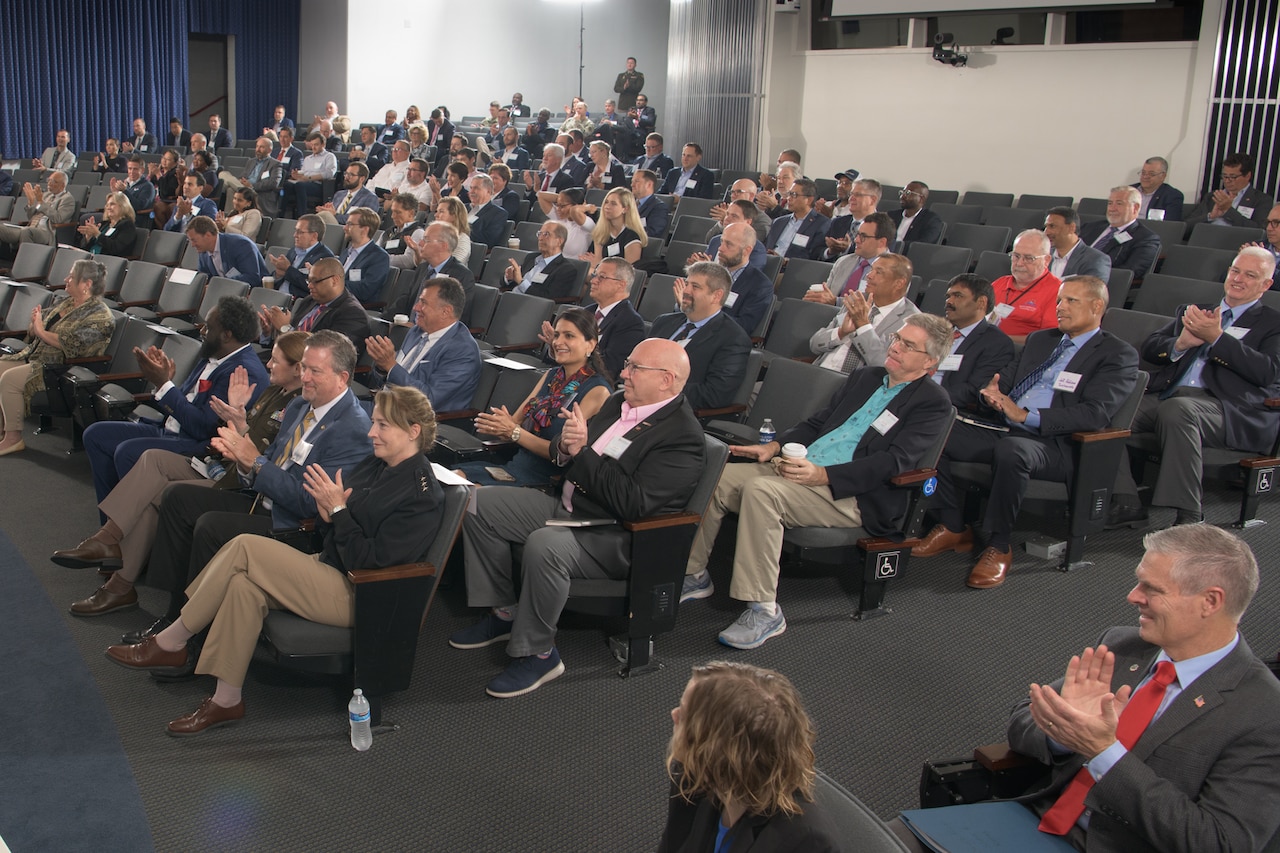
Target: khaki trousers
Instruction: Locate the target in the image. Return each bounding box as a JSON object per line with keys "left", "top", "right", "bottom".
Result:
{"left": 99, "top": 448, "right": 210, "bottom": 582}
{"left": 0, "top": 360, "right": 34, "bottom": 431}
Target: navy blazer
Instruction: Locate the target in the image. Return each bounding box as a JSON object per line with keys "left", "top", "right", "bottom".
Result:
{"left": 208, "top": 128, "right": 233, "bottom": 151}
{"left": 125, "top": 132, "right": 157, "bottom": 153}
{"left": 165, "top": 195, "right": 218, "bottom": 231}
{"left": 889, "top": 207, "right": 945, "bottom": 248}
{"left": 1132, "top": 181, "right": 1185, "bottom": 222}
{"left": 427, "top": 119, "right": 454, "bottom": 152}
{"left": 765, "top": 209, "right": 832, "bottom": 260}
{"left": 495, "top": 146, "right": 532, "bottom": 171}
{"left": 708, "top": 234, "right": 768, "bottom": 271}
{"left": 121, "top": 177, "right": 156, "bottom": 214}
{"left": 252, "top": 390, "right": 374, "bottom": 527}
{"left": 276, "top": 145, "right": 304, "bottom": 175}
{"left": 373, "top": 320, "right": 482, "bottom": 413}
{"left": 469, "top": 202, "right": 508, "bottom": 249}
{"left": 1078, "top": 220, "right": 1161, "bottom": 280}
{"left": 350, "top": 141, "right": 388, "bottom": 176}
{"left": 725, "top": 266, "right": 774, "bottom": 335}
{"left": 650, "top": 311, "right": 752, "bottom": 410}
{"left": 388, "top": 257, "right": 476, "bottom": 320}
{"left": 328, "top": 186, "right": 380, "bottom": 223}
{"left": 376, "top": 123, "right": 405, "bottom": 146}
{"left": 635, "top": 193, "right": 671, "bottom": 240}
{"left": 166, "top": 130, "right": 192, "bottom": 149}
{"left": 279, "top": 242, "right": 335, "bottom": 299}
{"left": 514, "top": 254, "right": 581, "bottom": 301}
{"left": 938, "top": 319, "right": 1016, "bottom": 412}
{"left": 494, "top": 187, "right": 522, "bottom": 221}
{"left": 780, "top": 368, "right": 953, "bottom": 537}
{"left": 586, "top": 299, "right": 646, "bottom": 380}
{"left": 1143, "top": 300, "right": 1280, "bottom": 452}
{"left": 340, "top": 242, "right": 391, "bottom": 303}
{"left": 156, "top": 344, "right": 270, "bottom": 443}
{"left": 633, "top": 153, "right": 674, "bottom": 180}
{"left": 198, "top": 233, "right": 268, "bottom": 285}
{"left": 659, "top": 163, "right": 715, "bottom": 199}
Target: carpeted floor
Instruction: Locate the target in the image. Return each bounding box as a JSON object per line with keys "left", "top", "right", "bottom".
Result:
{"left": 2, "top": 422, "right": 1278, "bottom": 852}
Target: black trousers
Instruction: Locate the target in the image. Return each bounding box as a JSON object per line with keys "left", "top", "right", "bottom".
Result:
{"left": 146, "top": 483, "right": 270, "bottom": 602}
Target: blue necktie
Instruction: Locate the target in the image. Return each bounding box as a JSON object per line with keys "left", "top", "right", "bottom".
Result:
{"left": 1011, "top": 337, "right": 1073, "bottom": 403}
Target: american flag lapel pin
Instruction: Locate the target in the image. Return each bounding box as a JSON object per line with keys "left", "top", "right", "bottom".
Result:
{"left": 1194, "top": 696, "right": 1205, "bottom": 708}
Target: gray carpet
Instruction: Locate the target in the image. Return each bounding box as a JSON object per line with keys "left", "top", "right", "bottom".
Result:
{"left": 3, "top": 423, "right": 1279, "bottom": 852}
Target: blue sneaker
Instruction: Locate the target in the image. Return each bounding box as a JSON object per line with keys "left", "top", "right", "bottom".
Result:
{"left": 717, "top": 604, "right": 786, "bottom": 650}
{"left": 486, "top": 649, "right": 565, "bottom": 698}
{"left": 448, "top": 611, "right": 513, "bottom": 650}
{"left": 680, "top": 571, "right": 714, "bottom": 603}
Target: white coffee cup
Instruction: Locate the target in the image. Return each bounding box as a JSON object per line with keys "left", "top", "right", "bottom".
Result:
{"left": 808, "top": 284, "right": 825, "bottom": 292}
{"left": 781, "top": 442, "right": 807, "bottom": 461}
{"left": 507, "top": 237, "right": 521, "bottom": 249}
{"left": 393, "top": 313, "right": 410, "bottom": 326}
{"left": 262, "top": 276, "right": 275, "bottom": 290}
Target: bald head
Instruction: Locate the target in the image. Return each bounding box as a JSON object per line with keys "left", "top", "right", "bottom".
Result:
{"left": 716, "top": 221, "right": 757, "bottom": 271}
{"left": 623, "top": 339, "right": 690, "bottom": 405}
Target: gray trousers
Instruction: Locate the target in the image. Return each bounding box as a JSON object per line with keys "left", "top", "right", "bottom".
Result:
{"left": 462, "top": 486, "right": 624, "bottom": 657}
{"left": 1113, "top": 389, "right": 1227, "bottom": 513}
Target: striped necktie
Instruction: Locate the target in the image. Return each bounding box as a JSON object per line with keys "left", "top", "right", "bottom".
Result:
{"left": 275, "top": 410, "right": 316, "bottom": 467}
{"left": 1010, "top": 337, "right": 1074, "bottom": 403}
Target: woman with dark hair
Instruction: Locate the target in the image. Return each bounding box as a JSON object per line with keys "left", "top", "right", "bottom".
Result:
{"left": 93, "top": 138, "right": 127, "bottom": 173}
{"left": 458, "top": 309, "right": 612, "bottom": 487}
{"left": 78, "top": 191, "right": 138, "bottom": 257}
{"left": 217, "top": 186, "right": 262, "bottom": 240}
{"left": 659, "top": 661, "right": 846, "bottom": 852}
{"left": 440, "top": 160, "right": 472, "bottom": 206}
{"left": 191, "top": 149, "right": 218, "bottom": 197}
{"left": 104, "top": 384, "right": 447, "bottom": 736}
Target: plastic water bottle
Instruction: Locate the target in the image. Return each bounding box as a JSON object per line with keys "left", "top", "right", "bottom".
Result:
{"left": 204, "top": 457, "right": 226, "bottom": 482}
{"left": 348, "top": 688, "right": 372, "bottom": 751}
{"left": 758, "top": 418, "right": 776, "bottom": 445}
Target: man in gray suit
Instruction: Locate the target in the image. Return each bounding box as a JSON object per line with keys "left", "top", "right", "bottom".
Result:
{"left": 810, "top": 252, "right": 918, "bottom": 374}
{"left": 1, "top": 170, "right": 75, "bottom": 248}
{"left": 1044, "top": 206, "right": 1112, "bottom": 282}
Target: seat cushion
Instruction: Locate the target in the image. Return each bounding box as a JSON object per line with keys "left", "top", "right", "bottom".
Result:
{"left": 261, "top": 611, "right": 352, "bottom": 657}
{"left": 783, "top": 526, "right": 868, "bottom": 549}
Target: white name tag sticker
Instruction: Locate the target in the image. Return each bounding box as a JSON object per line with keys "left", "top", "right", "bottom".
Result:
{"left": 1113, "top": 231, "right": 1133, "bottom": 244}
{"left": 685, "top": 180, "right": 697, "bottom": 189}
{"left": 938, "top": 354, "right": 963, "bottom": 372}
{"left": 385, "top": 239, "right": 400, "bottom": 250}
{"left": 1226, "top": 326, "right": 1250, "bottom": 339}
{"left": 164, "top": 416, "right": 181, "bottom": 434}
{"left": 603, "top": 435, "right": 632, "bottom": 459}
{"left": 225, "top": 267, "right": 241, "bottom": 280}
{"left": 190, "top": 456, "right": 210, "bottom": 478}
{"left": 792, "top": 234, "right": 810, "bottom": 248}
{"left": 531, "top": 272, "right": 548, "bottom": 283}
{"left": 1238, "top": 206, "right": 1255, "bottom": 219}
{"left": 104, "top": 226, "right": 116, "bottom": 236}
{"left": 606, "top": 243, "right": 621, "bottom": 257}
{"left": 467, "top": 214, "right": 479, "bottom": 223}
{"left": 993, "top": 303, "right": 1015, "bottom": 319}
{"left": 603, "top": 175, "right": 613, "bottom": 184}
{"left": 1147, "top": 209, "right": 1165, "bottom": 221}
{"left": 291, "top": 439, "right": 313, "bottom": 466}
{"left": 350, "top": 268, "right": 362, "bottom": 282}
{"left": 725, "top": 291, "right": 739, "bottom": 307}
{"left": 870, "top": 410, "right": 899, "bottom": 435}
{"left": 1053, "top": 371, "right": 1082, "bottom": 393}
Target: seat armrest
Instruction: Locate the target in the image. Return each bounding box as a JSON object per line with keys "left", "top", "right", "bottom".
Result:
{"left": 890, "top": 467, "right": 937, "bottom": 487}
{"left": 1071, "top": 427, "right": 1130, "bottom": 443}
{"left": 1265, "top": 398, "right": 1280, "bottom": 409}
{"left": 974, "top": 742, "right": 1039, "bottom": 773}
{"left": 435, "top": 407, "right": 480, "bottom": 422}
{"left": 347, "top": 561, "right": 438, "bottom": 584}
{"left": 622, "top": 510, "right": 701, "bottom": 532}
{"left": 694, "top": 404, "right": 747, "bottom": 419}
{"left": 64, "top": 354, "right": 110, "bottom": 366}
{"left": 491, "top": 341, "right": 541, "bottom": 353}
{"left": 1239, "top": 456, "right": 1280, "bottom": 470}
{"left": 854, "top": 535, "right": 903, "bottom": 552}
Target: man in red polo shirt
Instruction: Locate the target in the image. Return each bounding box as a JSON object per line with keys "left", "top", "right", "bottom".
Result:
{"left": 990, "top": 229, "right": 1061, "bottom": 344}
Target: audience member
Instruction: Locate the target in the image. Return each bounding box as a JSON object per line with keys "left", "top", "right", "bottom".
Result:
{"left": 624, "top": 94, "right": 657, "bottom": 158}
{"left": 821, "top": 177, "right": 882, "bottom": 258}
{"left": 122, "top": 118, "right": 157, "bottom": 153}
{"left": 266, "top": 214, "right": 335, "bottom": 299}
{"left": 707, "top": 181, "right": 770, "bottom": 242}
{"left": 348, "top": 126, "right": 388, "bottom": 178}
{"left": 1184, "top": 151, "right": 1274, "bottom": 230}
{"left": 932, "top": 274, "right": 1016, "bottom": 413}
{"left": 764, "top": 178, "right": 831, "bottom": 260}
{"left": 585, "top": 141, "right": 627, "bottom": 192}
{"left": 523, "top": 109, "right": 556, "bottom": 160}
{"left": 989, "top": 229, "right": 1063, "bottom": 343}
{"left": 206, "top": 114, "right": 233, "bottom": 151}
{"left": 889, "top": 181, "right": 944, "bottom": 249}
{"left": 713, "top": 221, "right": 773, "bottom": 334}
{"left": 807, "top": 213, "right": 894, "bottom": 305}
{"left": 163, "top": 173, "right": 218, "bottom": 233}
{"left": 634, "top": 132, "right": 674, "bottom": 179}
{"left": 92, "top": 137, "right": 127, "bottom": 173}
{"left": 377, "top": 109, "right": 405, "bottom": 146}
{"left": 392, "top": 222, "right": 475, "bottom": 318}
{"left": 33, "top": 129, "right": 75, "bottom": 172}
{"left": 260, "top": 257, "right": 369, "bottom": 354}
{"left": 287, "top": 132, "right": 339, "bottom": 217}
{"left": 467, "top": 174, "right": 507, "bottom": 249}
{"left": 584, "top": 187, "right": 647, "bottom": 266}
{"left": 488, "top": 163, "right": 521, "bottom": 222}
{"left": 613, "top": 56, "right": 645, "bottom": 111}
{"left": 338, "top": 207, "right": 391, "bottom": 303}
{"left": 1078, "top": 187, "right": 1161, "bottom": 283}
{"left": 216, "top": 187, "right": 262, "bottom": 241}
{"left": 166, "top": 117, "right": 192, "bottom": 149}
{"left": 1044, "top": 206, "right": 1113, "bottom": 281}
{"left": 188, "top": 215, "right": 268, "bottom": 285}
{"left": 78, "top": 192, "right": 138, "bottom": 256}
{"left": 431, "top": 196, "right": 473, "bottom": 264}
{"left": 1133, "top": 156, "right": 1184, "bottom": 221}
{"left": 811, "top": 252, "right": 919, "bottom": 375}
{"left": 754, "top": 161, "right": 800, "bottom": 220}
{"left": 1, "top": 170, "right": 75, "bottom": 248}
{"left": 576, "top": 257, "right": 645, "bottom": 379}
{"left": 383, "top": 193, "right": 427, "bottom": 270}
{"left": 503, "top": 221, "right": 580, "bottom": 299}
{"left": 317, "top": 162, "right": 380, "bottom": 226}
{"left": 660, "top": 143, "right": 714, "bottom": 199}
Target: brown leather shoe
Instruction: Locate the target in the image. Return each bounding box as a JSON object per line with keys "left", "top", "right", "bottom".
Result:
{"left": 51, "top": 538, "right": 123, "bottom": 570}
{"left": 70, "top": 585, "right": 138, "bottom": 617}
{"left": 911, "top": 524, "right": 974, "bottom": 557}
{"left": 104, "top": 636, "right": 189, "bottom": 673}
{"left": 167, "top": 697, "right": 245, "bottom": 737}
{"left": 967, "top": 547, "right": 1013, "bottom": 589}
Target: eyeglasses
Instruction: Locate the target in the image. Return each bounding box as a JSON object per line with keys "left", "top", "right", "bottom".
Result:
{"left": 536, "top": 230, "right": 560, "bottom": 238}
{"left": 1267, "top": 219, "right": 1280, "bottom": 228}
{"left": 899, "top": 189, "right": 922, "bottom": 199}
{"left": 591, "top": 272, "right": 626, "bottom": 283}
{"left": 853, "top": 232, "right": 878, "bottom": 241}
{"left": 307, "top": 274, "right": 336, "bottom": 285}
{"left": 1138, "top": 170, "right": 1165, "bottom": 179}
{"left": 1221, "top": 171, "right": 1245, "bottom": 182}
{"left": 621, "top": 359, "right": 670, "bottom": 374}
{"left": 1009, "top": 252, "right": 1044, "bottom": 263}
{"left": 887, "top": 332, "right": 927, "bottom": 355}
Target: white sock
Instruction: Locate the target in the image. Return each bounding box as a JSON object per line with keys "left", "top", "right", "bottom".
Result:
{"left": 753, "top": 601, "right": 778, "bottom": 617}
{"left": 211, "top": 680, "right": 242, "bottom": 708}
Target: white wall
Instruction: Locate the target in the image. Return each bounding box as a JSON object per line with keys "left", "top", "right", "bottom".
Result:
{"left": 343, "top": 1, "right": 669, "bottom": 127}
{"left": 761, "top": 1, "right": 1222, "bottom": 201}
{"left": 297, "top": 0, "right": 349, "bottom": 124}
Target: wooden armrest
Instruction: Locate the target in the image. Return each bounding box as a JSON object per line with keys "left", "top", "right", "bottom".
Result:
{"left": 436, "top": 407, "right": 480, "bottom": 422}
{"left": 271, "top": 518, "right": 317, "bottom": 534}
{"left": 347, "top": 561, "right": 438, "bottom": 584}
{"left": 492, "top": 341, "right": 540, "bottom": 353}
{"left": 1239, "top": 456, "right": 1280, "bottom": 470}
{"left": 793, "top": 355, "right": 816, "bottom": 364}
{"left": 153, "top": 309, "right": 194, "bottom": 319}
{"left": 551, "top": 296, "right": 580, "bottom": 305}
{"left": 1265, "top": 398, "right": 1280, "bottom": 409}
{"left": 468, "top": 326, "right": 488, "bottom": 336}
{"left": 855, "top": 535, "right": 903, "bottom": 552}
{"left": 975, "top": 742, "right": 1038, "bottom": 773}
{"left": 117, "top": 300, "right": 157, "bottom": 308}
{"left": 622, "top": 510, "right": 701, "bottom": 532}
{"left": 64, "top": 355, "right": 110, "bottom": 366}
{"left": 1071, "top": 428, "right": 1130, "bottom": 443}
{"left": 694, "top": 404, "right": 747, "bottom": 419}
{"left": 890, "top": 467, "right": 937, "bottom": 487}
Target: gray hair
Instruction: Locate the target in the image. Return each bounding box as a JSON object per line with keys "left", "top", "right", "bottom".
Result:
{"left": 71, "top": 259, "right": 108, "bottom": 297}
{"left": 1143, "top": 524, "right": 1259, "bottom": 620}
{"left": 1014, "top": 229, "right": 1052, "bottom": 257}
{"left": 685, "top": 260, "right": 732, "bottom": 297}
{"left": 776, "top": 162, "right": 802, "bottom": 181}
{"left": 1110, "top": 186, "right": 1142, "bottom": 207}
{"left": 902, "top": 313, "right": 953, "bottom": 363}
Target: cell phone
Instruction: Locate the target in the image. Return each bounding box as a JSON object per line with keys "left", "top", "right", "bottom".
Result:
{"left": 484, "top": 466, "right": 517, "bottom": 483}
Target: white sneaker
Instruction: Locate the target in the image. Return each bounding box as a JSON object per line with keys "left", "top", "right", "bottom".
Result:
{"left": 717, "top": 604, "right": 786, "bottom": 650}
{"left": 680, "top": 571, "right": 714, "bottom": 603}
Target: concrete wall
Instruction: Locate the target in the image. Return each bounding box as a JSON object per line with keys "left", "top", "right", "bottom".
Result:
{"left": 297, "top": 0, "right": 349, "bottom": 125}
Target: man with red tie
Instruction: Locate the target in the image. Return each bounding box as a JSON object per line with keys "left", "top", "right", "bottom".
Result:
{"left": 893, "top": 524, "right": 1280, "bottom": 853}
{"left": 806, "top": 213, "right": 894, "bottom": 306}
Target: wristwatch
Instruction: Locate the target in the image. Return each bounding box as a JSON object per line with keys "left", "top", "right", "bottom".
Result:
{"left": 510, "top": 426, "right": 522, "bottom": 442}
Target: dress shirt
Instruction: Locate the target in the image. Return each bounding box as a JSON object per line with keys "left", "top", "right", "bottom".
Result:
{"left": 774, "top": 214, "right": 804, "bottom": 255}
{"left": 667, "top": 310, "right": 719, "bottom": 343}
{"left": 1169, "top": 298, "right": 1256, "bottom": 389}
{"left": 895, "top": 210, "right": 921, "bottom": 243}
{"left": 1207, "top": 185, "right": 1252, "bottom": 225}
{"left": 673, "top": 168, "right": 695, "bottom": 196}
{"left": 807, "top": 375, "right": 907, "bottom": 466}
{"left": 1049, "top": 241, "right": 1081, "bottom": 278}
{"left": 933, "top": 320, "right": 979, "bottom": 384}
{"left": 816, "top": 296, "right": 904, "bottom": 371}
{"left": 515, "top": 253, "right": 561, "bottom": 293}
{"left": 1015, "top": 326, "right": 1101, "bottom": 430}
{"left": 371, "top": 160, "right": 410, "bottom": 193}
{"left": 395, "top": 325, "right": 449, "bottom": 373}
{"left": 153, "top": 343, "right": 253, "bottom": 434}
{"left": 299, "top": 150, "right": 337, "bottom": 179}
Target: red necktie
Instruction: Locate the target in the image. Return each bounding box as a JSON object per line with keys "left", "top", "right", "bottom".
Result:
{"left": 541, "top": 173, "right": 551, "bottom": 192}
{"left": 1038, "top": 661, "right": 1178, "bottom": 835}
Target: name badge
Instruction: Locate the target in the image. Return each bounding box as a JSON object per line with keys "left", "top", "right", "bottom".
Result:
{"left": 686, "top": 180, "right": 698, "bottom": 189}
{"left": 225, "top": 267, "right": 241, "bottom": 280}
{"left": 725, "top": 291, "right": 739, "bottom": 307}
{"left": 104, "top": 226, "right": 116, "bottom": 236}
{"left": 938, "top": 354, "right": 963, "bottom": 372}
{"left": 291, "top": 439, "right": 313, "bottom": 466}
{"left": 606, "top": 243, "right": 621, "bottom": 257}
{"left": 190, "top": 456, "right": 210, "bottom": 478}
{"left": 1147, "top": 209, "right": 1165, "bottom": 221}
{"left": 993, "top": 303, "right": 1015, "bottom": 319}
{"left": 603, "top": 174, "right": 613, "bottom": 184}
{"left": 164, "top": 416, "right": 181, "bottom": 434}
{"left": 1052, "top": 371, "right": 1082, "bottom": 393}
{"left": 870, "top": 410, "right": 899, "bottom": 435}
{"left": 467, "top": 214, "right": 479, "bottom": 223}
{"left": 531, "top": 272, "right": 549, "bottom": 283}
{"left": 385, "top": 239, "right": 400, "bottom": 250}
{"left": 1238, "top": 206, "right": 1255, "bottom": 219}
{"left": 603, "top": 435, "right": 632, "bottom": 459}
{"left": 793, "top": 234, "right": 810, "bottom": 248}
{"left": 1113, "top": 231, "right": 1133, "bottom": 244}
{"left": 350, "top": 268, "right": 362, "bottom": 281}
{"left": 1225, "top": 326, "right": 1250, "bottom": 339}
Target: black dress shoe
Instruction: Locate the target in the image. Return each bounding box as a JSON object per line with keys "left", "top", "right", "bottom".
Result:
{"left": 1105, "top": 501, "right": 1149, "bottom": 530}
{"left": 121, "top": 617, "right": 173, "bottom": 645}
{"left": 1174, "top": 510, "right": 1205, "bottom": 526}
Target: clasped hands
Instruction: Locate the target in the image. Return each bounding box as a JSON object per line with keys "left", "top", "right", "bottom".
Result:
{"left": 1028, "top": 644, "right": 1133, "bottom": 759}
{"left": 133, "top": 345, "right": 176, "bottom": 387}
{"left": 1175, "top": 305, "right": 1224, "bottom": 350}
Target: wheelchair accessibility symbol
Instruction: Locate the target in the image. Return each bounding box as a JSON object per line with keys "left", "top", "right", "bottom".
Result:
{"left": 1260, "top": 469, "right": 1273, "bottom": 494}
{"left": 875, "top": 552, "right": 900, "bottom": 580}
{"left": 922, "top": 476, "right": 937, "bottom": 497}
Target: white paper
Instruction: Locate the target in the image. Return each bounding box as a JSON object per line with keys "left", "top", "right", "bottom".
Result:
{"left": 1225, "top": 326, "right": 1249, "bottom": 340}
{"left": 170, "top": 267, "right": 197, "bottom": 284}
{"left": 993, "top": 303, "right": 1015, "bottom": 319}
{"left": 870, "top": 410, "right": 899, "bottom": 434}
{"left": 482, "top": 356, "right": 538, "bottom": 370}
{"left": 432, "top": 463, "right": 475, "bottom": 487}
{"left": 1146, "top": 209, "right": 1165, "bottom": 221}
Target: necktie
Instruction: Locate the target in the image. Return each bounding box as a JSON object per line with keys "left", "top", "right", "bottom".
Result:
{"left": 595, "top": 309, "right": 605, "bottom": 324}
{"left": 1161, "top": 308, "right": 1233, "bottom": 399}
{"left": 839, "top": 258, "right": 869, "bottom": 296}
{"left": 275, "top": 410, "right": 316, "bottom": 466}
{"left": 1010, "top": 337, "right": 1074, "bottom": 403}
{"left": 1039, "top": 661, "right": 1178, "bottom": 835}
{"left": 298, "top": 303, "right": 326, "bottom": 332}
{"left": 397, "top": 334, "right": 433, "bottom": 370}
{"left": 672, "top": 321, "right": 696, "bottom": 342}
{"left": 954, "top": 329, "right": 963, "bottom": 342}
{"left": 336, "top": 191, "right": 353, "bottom": 215}
{"left": 1091, "top": 227, "right": 1115, "bottom": 249}
{"left": 541, "top": 172, "right": 551, "bottom": 192}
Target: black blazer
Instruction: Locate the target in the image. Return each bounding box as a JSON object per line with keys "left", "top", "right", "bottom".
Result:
{"left": 289, "top": 288, "right": 370, "bottom": 355}
{"left": 386, "top": 257, "right": 476, "bottom": 320}
{"left": 280, "top": 243, "right": 335, "bottom": 299}
{"left": 85, "top": 217, "right": 137, "bottom": 258}
{"left": 513, "top": 254, "right": 580, "bottom": 301}
{"left": 889, "top": 207, "right": 945, "bottom": 248}
{"left": 469, "top": 203, "right": 507, "bottom": 248}
{"left": 779, "top": 368, "right": 952, "bottom": 537}
{"left": 318, "top": 453, "right": 444, "bottom": 572}
{"left": 495, "top": 187, "right": 522, "bottom": 221}
{"left": 650, "top": 311, "right": 752, "bottom": 411}
{"left": 526, "top": 169, "right": 577, "bottom": 199}
{"left": 166, "top": 130, "right": 192, "bottom": 149}
{"left": 633, "top": 153, "right": 674, "bottom": 180}
{"left": 659, "top": 163, "right": 715, "bottom": 199}
{"left": 1142, "top": 300, "right": 1280, "bottom": 452}
{"left": 1131, "top": 182, "right": 1185, "bottom": 222}
{"left": 658, "top": 784, "right": 847, "bottom": 853}
{"left": 725, "top": 266, "right": 774, "bottom": 335}
{"left": 1078, "top": 220, "right": 1161, "bottom": 280}
{"left": 939, "top": 319, "right": 1016, "bottom": 412}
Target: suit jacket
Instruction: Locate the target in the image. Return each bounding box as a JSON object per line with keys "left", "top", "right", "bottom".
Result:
{"left": 707, "top": 235, "right": 768, "bottom": 271}
{"left": 810, "top": 298, "right": 920, "bottom": 374}
{"left": 427, "top": 119, "right": 454, "bottom": 152}
{"left": 629, "top": 106, "right": 657, "bottom": 137}
{"left": 208, "top": 128, "right": 233, "bottom": 151}
{"left": 120, "top": 177, "right": 156, "bottom": 214}
{"left": 329, "top": 186, "right": 380, "bottom": 223}
{"left": 526, "top": 168, "right": 577, "bottom": 199}
{"left": 513, "top": 254, "right": 580, "bottom": 300}
{"left": 634, "top": 193, "right": 671, "bottom": 240}
{"left": 938, "top": 320, "right": 1016, "bottom": 412}
{"left": 237, "top": 157, "right": 283, "bottom": 216}
{"left": 251, "top": 390, "right": 374, "bottom": 527}
{"left": 288, "top": 288, "right": 370, "bottom": 354}
{"left": 373, "top": 320, "right": 482, "bottom": 412}
{"left": 1000, "top": 328, "right": 1139, "bottom": 446}
{"left": 493, "top": 187, "right": 522, "bottom": 222}
{"left": 658, "top": 785, "right": 846, "bottom": 853}
{"left": 40, "top": 147, "right": 76, "bottom": 172}
{"left": 275, "top": 144, "right": 304, "bottom": 175}
{"left": 155, "top": 344, "right": 270, "bottom": 443}
{"left": 86, "top": 216, "right": 137, "bottom": 257}
{"left": 506, "top": 104, "right": 531, "bottom": 118}
{"left": 765, "top": 209, "right": 831, "bottom": 260}
{"left": 781, "top": 368, "right": 952, "bottom": 536}
{"left": 26, "top": 190, "right": 76, "bottom": 232}
{"left": 165, "top": 195, "right": 218, "bottom": 231}
{"left": 1078, "top": 220, "right": 1161, "bottom": 280}
{"left": 1184, "top": 184, "right": 1275, "bottom": 230}
{"left": 1008, "top": 627, "right": 1280, "bottom": 853}
{"left": 340, "top": 242, "right": 391, "bottom": 304}
{"left": 198, "top": 233, "right": 268, "bottom": 285}
{"left": 650, "top": 311, "right": 752, "bottom": 410}
{"left": 659, "top": 164, "right": 715, "bottom": 199}
{"left": 350, "top": 141, "right": 388, "bottom": 176}
{"left": 726, "top": 266, "right": 774, "bottom": 335}
{"left": 1133, "top": 182, "right": 1185, "bottom": 222}
{"left": 563, "top": 154, "right": 592, "bottom": 187}
{"left": 376, "top": 124, "right": 405, "bottom": 146}
{"left": 126, "top": 132, "right": 157, "bottom": 153}
{"left": 1142, "top": 300, "right": 1280, "bottom": 452}
{"left": 279, "top": 242, "right": 335, "bottom": 298}
{"left": 559, "top": 391, "right": 704, "bottom": 569}
{"left": 469, "top": 202, "right": 508, "bottom": 248}
{"left": 633, "top": 153, "right": 674, "bottom": 180}
{"left": 388, "top": 257, "right": 476, "bottom": 320}
{"left": 820, "top": 251, "right": 880, "bottom": 298}
{"left": 587, "top": 299, "right": 646, "bottom": 379}
{"left": 1058, "top": 240, "right": 1113, "bottom": 281}
{"left": 496, "top": 146, "right": 532, "bottom": 171}
{"left": 889, "top": 207, "right": 945, "bottom": 248}
{"left": 166, "top": 130, "right": 192, "bottom": 149}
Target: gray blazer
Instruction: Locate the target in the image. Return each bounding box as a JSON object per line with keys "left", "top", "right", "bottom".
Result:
{"left": 1058, "top": 241, "right": 1113, "bottom": 282}
{"left": 809, "top": 297, "right": 919, "bottom": 374}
